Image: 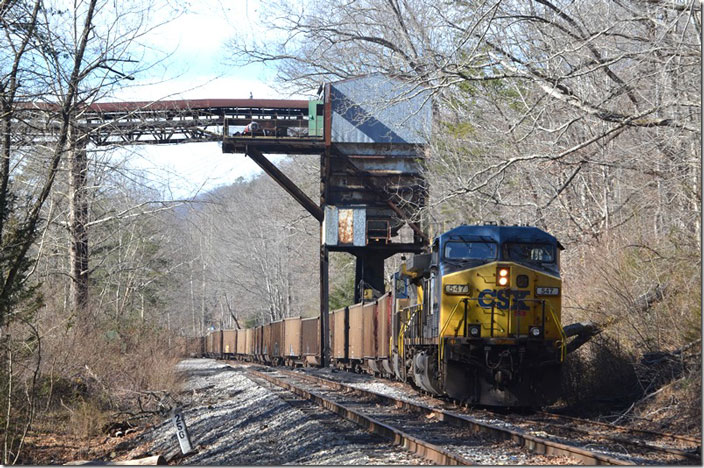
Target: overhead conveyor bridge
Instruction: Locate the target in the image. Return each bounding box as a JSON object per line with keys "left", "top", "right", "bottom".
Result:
{"left": 21, "top": 98, "right": 322, "bottom": 147}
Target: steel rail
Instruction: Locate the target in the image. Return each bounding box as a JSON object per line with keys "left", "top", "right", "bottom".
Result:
{"left": 247, "top": 368, "right": 477, "bottom": 466}
{"left": 536, "top": 410, "right": 701, "bottom": 445}
{"left": 280, "top": 369, "right": 699, "bottom": 463}
{"left": 273, "top": 369, "right": 634, "bottom": 466}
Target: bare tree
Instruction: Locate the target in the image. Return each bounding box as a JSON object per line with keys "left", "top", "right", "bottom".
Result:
{"left": 229, "top": 0, "right": 700, "bottom": 245}
{"left": 0, "top": 0, "right": 180, "bottom": 461}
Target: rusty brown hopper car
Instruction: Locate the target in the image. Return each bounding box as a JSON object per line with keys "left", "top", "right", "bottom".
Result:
{"left": 271, "top": 320, "right": 284, "bottom": 358}
{"left": 255, "top": 326, "right": 264, "bottom": 356}
{"left": 236, "top": 329, "right": 246, "bottom": 355}
{"left": 222, "top": 330, "right": 236, "bottom": 356}
{"left": 332, "top": 307, "right": 347, "bottom": 359}
{"left": 245, "top": 328, "right": 254, "bottom": 356}
{"left": 212, "top": 330, "right": 223, "bottom": 357}
{"left": 376, "top": 293, "right": 391, "bottom": 358}
{"left": 205, "top": 332, "right": 214, "bottom": 355}
{"left": 362, "top": 302, "right": 376, "bottom": 359}
{"left": 283, "top": 317, "right": 301, "bottom": 358}
{"left": 262, "top": 323, "right": 272, "bottom": 360}
{"left": 348, "top": 304, "right": 364, "bottom": 360}
{"left": 300, "top": 317, "right": 320, "bottom": 366}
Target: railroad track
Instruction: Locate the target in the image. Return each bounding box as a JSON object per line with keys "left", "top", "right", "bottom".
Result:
{"left": 242, "top": 370, "right": 429, "bottom": 465}
{"left": 221, "top": 359, "right": 700, "bottom": 465}
{"left": 295, "top": 367, "right": 700, "bottom": 465}
{"left": 517, "top": 411, "right": 702, "bottom": 464}
{"left": 246, "top": 361, "right": 702, "bottom": 465}
{"left": 535, "top": 410, "right": 701, "bottom": 447}
{"left": 276, "top": 364, "right": 701, "bottom": 465}
{"left": 245, "top": 367, "right": 477, "bottom": 465}
{"left": 231, "top": 363, "right": 618, "bottom": 465}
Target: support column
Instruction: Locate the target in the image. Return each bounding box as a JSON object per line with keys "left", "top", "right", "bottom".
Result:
{"left": 353, "top": 253, "right": 385, "bottom": 303}
{"left": 319, "top": 144, "right": 331, "bottom": 367}
{"left": 320, "top": 244, "right": 329, "bottom": 367}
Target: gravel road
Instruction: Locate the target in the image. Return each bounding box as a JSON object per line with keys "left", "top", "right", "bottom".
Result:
{"left": 121, "top": 359, "right": 429, "bottom": 465}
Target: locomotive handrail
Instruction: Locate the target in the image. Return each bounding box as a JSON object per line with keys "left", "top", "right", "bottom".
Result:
{"left": 438, "top": 297, "right": 485, "bottom": 365}
{"left": 438, "top": 299, "right": 466, "bottom": 366}
{"left": 505, "top": 298, "right": 565, "bottom": 360}
{"left": 547, "top": 302, "right": 567, "bottom": 361}
{"left": 398, "top": 304, "right": 422, "bottom": 367}
{"left": 439, "top": 299, "right": 467, "bottom": 338}
{"left": 481, "top": 305, "right": 507, "bottom": 335}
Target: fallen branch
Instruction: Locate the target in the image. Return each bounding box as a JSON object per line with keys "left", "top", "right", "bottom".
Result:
{"left": 610, "top": 374, "right": 690, "bottom": 425}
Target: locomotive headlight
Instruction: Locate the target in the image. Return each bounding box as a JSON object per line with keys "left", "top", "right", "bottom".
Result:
{"left": 469, "top": 324, "right": 481, "bottom": 337}
{"left": 497, "top": 267, "right": 510, "bottom": 287}
{"left": 529, "top": 326, "right": 542, "bottom": 338}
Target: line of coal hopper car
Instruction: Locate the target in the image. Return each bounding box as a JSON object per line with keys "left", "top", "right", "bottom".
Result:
{"left": 188, "top": 295, "right": 395, "bottom": 372}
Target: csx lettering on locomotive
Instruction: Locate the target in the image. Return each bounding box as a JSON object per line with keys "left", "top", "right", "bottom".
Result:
{"left": 477, "top": 289, "right": 530, "bottom": 311}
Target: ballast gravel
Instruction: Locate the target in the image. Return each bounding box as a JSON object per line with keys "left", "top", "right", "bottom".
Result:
{"left": 120, "top": 359, "right": 429, "bottom": 465}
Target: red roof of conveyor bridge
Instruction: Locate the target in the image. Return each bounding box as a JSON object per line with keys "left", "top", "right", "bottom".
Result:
{"left": 20, "top": 99, "right": 310, "bottom": 113}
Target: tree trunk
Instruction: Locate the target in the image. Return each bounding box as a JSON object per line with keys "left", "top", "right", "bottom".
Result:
{"left": 68, "top": 124, "right": 89, "bottom": 319}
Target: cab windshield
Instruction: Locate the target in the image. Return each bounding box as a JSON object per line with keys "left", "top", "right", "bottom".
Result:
{"left": 504, "top": 243, "right": 555, "bottom": 264}
{"left": 444, "top": 241, "right": 498, "bottom": 260}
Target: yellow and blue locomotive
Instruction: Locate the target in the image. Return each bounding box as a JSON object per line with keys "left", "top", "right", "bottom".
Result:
{"left": 391, "top": 224, "right": 566, "bottom": 406}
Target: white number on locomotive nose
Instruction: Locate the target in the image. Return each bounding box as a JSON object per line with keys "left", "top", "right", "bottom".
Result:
{"left": 444, "top": 284, "right": 469, "bottom": 294}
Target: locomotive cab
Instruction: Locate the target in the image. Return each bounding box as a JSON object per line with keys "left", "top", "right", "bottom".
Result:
{"left": 393, "top": 225, "right": 566, "bottom": 407}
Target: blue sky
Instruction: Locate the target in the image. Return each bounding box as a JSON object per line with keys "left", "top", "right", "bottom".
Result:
{"left": 108, "top": 0, "right": 307, "bottom": 200}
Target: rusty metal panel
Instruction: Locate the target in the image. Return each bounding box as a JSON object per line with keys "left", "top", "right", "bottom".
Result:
{"left": 301, "top": 317, "right": 320, "bottom": 356}
{"left": 255, "top": 326, "right": 263, "bottom": 356}
{"left": 329, "top": 75, "right": 431, "bottom": 145}
{"left": 325, "top": 206, "right": 366, "bottom": 247}
{"left": 376, "top": 293, "right": 392, "bottom": 358}
{"left": 338, "top": 209, "right": 354, "bottom": 244}
{"left": 271, "top": 321, "right": 284, "bottom": 357}
{"left": 362, "top": 303, "right": 376, "bottom": 358}
{"left": 236, "top": 329, "right": 247, "bottom": 354}
{"left": 222, "top": 330, "right": 236, "bottom": 355}
{"left": 263, "top": 324, "right": 272, "bottom": 358}
{"left": 348, "top": 304, "right": 364, "bottom": 360}
{"left": 284, "top": 318, "right": 302, "bottom": 357}
{"left": 246, "top": 328, "right": 254, "bottom": 355}
{"left": 212, "top": 330, "right": 223, "bottom": 356}
{"left": 332, "top": 307, "right": 347, "bottom": 359}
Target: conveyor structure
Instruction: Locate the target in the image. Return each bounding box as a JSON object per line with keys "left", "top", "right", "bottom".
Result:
{"left": 21, "top": 75, "right": 432, "bottom": 366}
